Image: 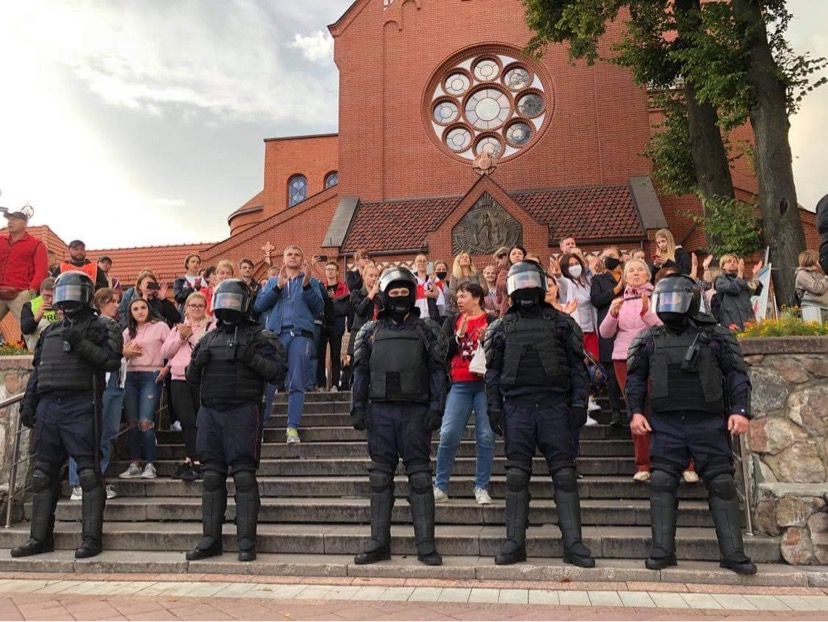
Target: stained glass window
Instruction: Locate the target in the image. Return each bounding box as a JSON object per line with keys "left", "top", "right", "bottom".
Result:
{"left": 288, "top": 175, "right": 307, "bottom": 207}
{"left": 433, "top": 100, "right": 459, "bottom": 124}
{"left": 324, "top": 172, "right": 339, "bottom": 189}
{"left": 445, "top": 127, "right": 472, "bottom": 151}
{"left": 464, "top": 88, "right": 510, "bottom": 130}
{"left": 517, "top": 93, "right": 544, "bottom": 117}
{"left": 505, "top": 122, "right": 532, "bottom": 147}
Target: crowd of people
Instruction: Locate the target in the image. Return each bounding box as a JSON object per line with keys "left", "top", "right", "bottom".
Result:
{"left": 3, "top": 198, "right": 828, "bottom": 569}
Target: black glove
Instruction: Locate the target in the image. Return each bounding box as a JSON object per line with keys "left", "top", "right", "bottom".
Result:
{"left": 572, "top": 406, "right": 588, "bottom": 429}
{"left": 425, "top": 409, "right": 442, "bottom": 432}
{"left": 61, "top": 328, "right": 83, "bottom": 347}
{"left": 351, "top": 407, "right": 368, "bottom": 431}
{"left": 20, "top": 404, "right": 35, "bottom": 429}
{"left": 488, "top": 409, "right": 503, "bottom": 437}
{"left": 236, "top": 344, "right": 256, "bottom": 364}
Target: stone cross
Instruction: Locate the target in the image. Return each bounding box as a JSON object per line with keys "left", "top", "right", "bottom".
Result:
{"left": 262, "top": 241, "right": 275, "bottom": 265}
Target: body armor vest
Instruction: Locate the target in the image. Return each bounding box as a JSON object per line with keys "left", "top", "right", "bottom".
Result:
{"left": 649, "top": 327, "right": 725, "bottom": 414}
{"left": 200, "top": 326, "right": 266, "bottom": 407}
{"left": 37, "top": 315, "right": 98, "bottom": 394}
{"left": 500, "top": 310, "right": 569, "bottom": 391}
{"left": 369, "top": 322, "right": 430, "bottom": 403}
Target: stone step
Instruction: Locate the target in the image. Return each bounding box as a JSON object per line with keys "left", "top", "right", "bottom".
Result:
{"left": 97, "top": 475, "right": 709, "bottom": 500}
{"left": 39, "top": 497, "right": 720, "bottom": 528}
{"left": 0, "top": 523, "right": 780, "bottom": 562}
{"left": 268, "top": 401, "right": 352, "bottom": 415}
{"left": 272, "top": 391, "right": 352, "bottom": 403}
{"left": 0, "top": 551, "right": 811, "bottom": 586}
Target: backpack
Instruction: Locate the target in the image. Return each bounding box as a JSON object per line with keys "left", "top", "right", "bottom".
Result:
{"left": 710, "top": 292, "right": 724, "bottom": 323}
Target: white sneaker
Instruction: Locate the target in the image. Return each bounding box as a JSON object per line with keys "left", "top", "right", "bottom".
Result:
{"left": 70, "top": 486, "right": 82, "bottom": 501}
{"left": 474, "top": 487, "right": 493, "bottom": 505}
{"left": 587, "top": 397, "right": 601, "bottom": 412}
{"left": 140, "top": 463, "right": 157, "bottom": 479}
{"left": 633, "top": 471, "right": 651, "bottom": 483}
{"left": 170, "top": 421, "right": 182, "bottom": 432}
{"left": 433, "top": 487, "right": 449, "bottom": 503}
{"left": 330, "top": 386, "right": 338, "bottom": 393}
{"left": 119, "top": 463, "right": 142, "bottom": 479}
{"left": 585, "top": 415, "right": 599, "bottom": 427}
{"left": 105, "top": 485, "right": 118, "bottom": 499}
{"left": 286, "top": 428, "right": 301, "bottom": 444}
{"left": 683, "top": 470, "right": 700, "bottom": 484}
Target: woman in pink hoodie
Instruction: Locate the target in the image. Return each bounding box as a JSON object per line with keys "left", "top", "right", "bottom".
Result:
{"left": 119, "top": 298, "right": 171, "bottom": 480}
{"left": 599, "top": 258, "right": 661, "bottom": 482}
{"left": 161, "top": 292, "right": 214, "bottom": 480}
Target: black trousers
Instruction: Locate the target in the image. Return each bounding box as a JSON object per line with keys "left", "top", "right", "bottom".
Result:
{"left": 35, "top": 393, "right": 99, "bottom": 473}
{"left": 197, "top": 403, "right": 263, "bottom": 471}
{"left": 170, "top": 380, "right": 200, "bottom": 461}
{"left": 316, "top": 331, "right": 343, "bottom": 389}
{"left": 503, "top": 396, "right": 575, "bottom": 476}
{"left": 367, "top": 402, "right": 431, "bottom": 475}
{"left": 650, "top": 410, "right": 734, "bottom": 480}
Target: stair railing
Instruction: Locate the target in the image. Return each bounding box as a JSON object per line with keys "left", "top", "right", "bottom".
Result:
{"left": 732, "top": 431, "right": 754, "bottom": 536}
{"left": 3, "top": 393, "right": 29, "bottom": 528}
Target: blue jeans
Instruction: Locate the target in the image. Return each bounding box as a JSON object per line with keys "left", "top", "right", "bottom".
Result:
{"left": 434, "top": 380, "right": 494, "bottom": 492}
{"left": 69, "top": 374, "right": 125, "bottom": 486}
{"left": 124, "top": 371, "right": 161, "bottom": 464}
{"left": 263, "top": 332, "right": 313, "bottom": 428}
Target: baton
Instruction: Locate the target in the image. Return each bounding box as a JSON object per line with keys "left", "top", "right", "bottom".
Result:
{"left": 91, "top": 373, "right": 102, "bottom": 477}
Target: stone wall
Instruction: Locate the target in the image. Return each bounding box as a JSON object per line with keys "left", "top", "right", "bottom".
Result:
{"left": 743, "top": 337, "right": 828, "bottom": 565}
{"left": 0, "top": 355, "right": 34, "bottom": 522}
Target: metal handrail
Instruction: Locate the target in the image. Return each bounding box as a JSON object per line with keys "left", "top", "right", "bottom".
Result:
{"left": 2, "top": 393, "right": 27, "bottom": 528}
{"left": 732, "top": 431, "right": 754, "bottom": 536}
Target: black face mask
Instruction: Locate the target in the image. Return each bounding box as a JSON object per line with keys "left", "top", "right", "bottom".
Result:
{"left": 436, "top": 271, "right": 448, "bottom": 280}
{"left": 512, "top": 289, "right": 540, "bottom": 308}
{"left": 603, "top": 257, "right": 621, "bottom": 271}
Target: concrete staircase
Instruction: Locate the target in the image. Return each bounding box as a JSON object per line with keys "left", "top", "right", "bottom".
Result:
{"left": 1, "top": 390, "right": 785, "bottom": 580}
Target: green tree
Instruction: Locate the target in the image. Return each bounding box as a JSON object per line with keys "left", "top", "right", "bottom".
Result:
{"left": 523, "top": 0, "right": 825, "bottom": 303}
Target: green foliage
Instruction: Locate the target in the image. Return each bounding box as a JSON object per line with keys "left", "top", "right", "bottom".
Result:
{"left": 684, "top": 198, "right": 763, "bottom": 257}
{"left": 0, "top": 343, "right": 30, "bottom": 357}
{"left": 644, "top": 94, "right": 697, "bottom": 196}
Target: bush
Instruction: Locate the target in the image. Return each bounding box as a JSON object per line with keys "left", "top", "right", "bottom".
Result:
{"left": 737, "top": 316, "right": 828, "bottom": 338}
{"left": 0, "top": 342, "right": 30, "bottom": 356}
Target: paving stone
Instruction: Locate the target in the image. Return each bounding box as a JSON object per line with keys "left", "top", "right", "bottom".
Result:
{"left": 295, "top": 585, "right": 334, "bottom": 600}
{"left": 378, "top": 587, "right": 415, "bottom": 601}
{"left": 744, "top": 594, "right": 792, "bottom": 610}
{"left": 498, "top": 588, "right": 528, "bottom": 604}
{"left": 588, "top": 591, "right": 623, "bottom": 607}
{"left": 650, "top": 592, "right": 691, "bottom": 608}
{"left": 407, "top": 587, "right": 443, "bottom": 602}
{"left": 659, "top": 560, "right": 808, "bottom": 587}
{"left": 558, "top": 590, "right": 591, "bottom": 606}
{"left": 681, "top": 593, "right": 724, "bottom": 609}
{"left": 712, "top": 594, "right": 757, "bottom": 610}
{"left": 437, "top": 587, "right": 471, "bottom": 603}
{"left": 468, "top": 588, "right": 500, "bottom": 603}
{"left": 619, "top": 591, "right": 657, "bottom": 608}
{"left": 351, "top": 585, "right": 389, "bottom": 600}
{"left": 527, "top": 589, "right": 559, "bottom": 605}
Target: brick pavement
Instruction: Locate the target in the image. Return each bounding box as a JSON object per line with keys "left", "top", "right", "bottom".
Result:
{"left": 0, "top": 574, "right": 827, "bottom": 620}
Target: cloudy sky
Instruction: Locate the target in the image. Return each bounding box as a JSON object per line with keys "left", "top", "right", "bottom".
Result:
{"left": 0, "top": 0, "right": 825, "bottom": 249}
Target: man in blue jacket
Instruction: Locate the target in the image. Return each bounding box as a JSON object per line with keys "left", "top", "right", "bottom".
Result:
{"left": 253, "top": 245, "right": 324, "bottom": 442}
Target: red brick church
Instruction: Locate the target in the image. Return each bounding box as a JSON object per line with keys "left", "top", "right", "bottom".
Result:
{"left": 14, "top": 0, "right": 821, "bottom": 290}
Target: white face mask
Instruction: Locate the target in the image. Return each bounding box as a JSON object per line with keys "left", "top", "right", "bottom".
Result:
{"left": 569, "top": 265, "right": 583, "bottom": 279}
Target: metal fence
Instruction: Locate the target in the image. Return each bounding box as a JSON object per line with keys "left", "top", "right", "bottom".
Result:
{"left": 3, "top": 393, "right": 28, "bottom": 528}
{"left": 732, "top": 432, "right": 754, "bottom": 536}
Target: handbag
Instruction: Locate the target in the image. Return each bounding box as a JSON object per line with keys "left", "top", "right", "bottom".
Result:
{"left": 585, "top": 350, "right": 607, "bottom": 392}
{"left": 469, "top": 344, "right": 487, "bottom": 376}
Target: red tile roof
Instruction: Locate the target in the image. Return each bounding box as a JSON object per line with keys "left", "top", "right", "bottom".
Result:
{"left": 342, "top": 196, "right": 462, "bottom": 253}
{"left": 86, "top": 242, "right": 217, "bottom": 286}
{"left": 512, "top": 185, "right": 643, "bottom": 241}
{"left": 342, "top": 184, "right": 645, "bottom": 252}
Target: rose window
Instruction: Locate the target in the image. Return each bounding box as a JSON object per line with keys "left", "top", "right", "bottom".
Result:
{"left": 426, "top": 50, "right": 551, "bottom": 162}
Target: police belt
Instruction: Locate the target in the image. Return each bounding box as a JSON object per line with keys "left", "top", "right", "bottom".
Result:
{"left": 505, "top": 390, "right": 566, "bottom": 408}
{"left": 281, "top": 326, "right": 314, "bottom": 339}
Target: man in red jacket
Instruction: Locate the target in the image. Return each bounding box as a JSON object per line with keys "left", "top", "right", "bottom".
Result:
{"left": 0, "top": 211, "right": 48, "bottom": 322}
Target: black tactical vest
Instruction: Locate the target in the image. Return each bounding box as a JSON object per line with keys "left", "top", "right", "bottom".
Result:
{"left": 500, "top": 310, "right": 569, "bottom": 391}
{"left": 369, "top": 322, "right": 430, "bottom": 403}
{"left": 649, "top": 327, "right": 725, "bottom": 414}
{"left": 200, "top": 326, "right": 267, "bottom": 407}
{"left": 37, "top": 315, "right": 98, "bottom": 394}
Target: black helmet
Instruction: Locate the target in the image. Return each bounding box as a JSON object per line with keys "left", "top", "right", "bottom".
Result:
{"left": 507, "top": 261, "right": 547, "bottom": 296}
{"left": 54, "top": 271, "right": 94, "bottom": 316}
{"left": 212, "top": 278, "right": 251, "bottom": 325}
{"left": 379, "top": 266, "right": 417, "bottom": 312}
{"left": 653, "top": 274, "right": 701, "bottom": 325}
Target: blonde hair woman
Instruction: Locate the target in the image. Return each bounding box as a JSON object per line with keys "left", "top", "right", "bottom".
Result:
{"left": 653, "top": 229, "right": 691, "bottom": 276}
{"left": 714, "top": 254, "right": 764, "bottom": 330}
{"left": 795, "top": 250, "right": 828, "bottom": 307}
{"left": 448, "top": 251, "right": 483, "bottom": 313}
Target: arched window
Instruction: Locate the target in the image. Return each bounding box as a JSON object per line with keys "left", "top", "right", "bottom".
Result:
{"left": 287, "top": 175, "right": 308, "bottom": 207}
{"left": 324, "top": 171, "right": 339, "bottom": 189}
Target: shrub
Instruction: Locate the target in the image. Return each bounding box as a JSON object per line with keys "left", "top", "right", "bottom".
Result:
{"left": 737, "top": 316, "right": 828, "bottom": 339}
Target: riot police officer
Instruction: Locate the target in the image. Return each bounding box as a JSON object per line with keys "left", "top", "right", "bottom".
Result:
{"left": 12, "top": 271, "right": 122, "bottom": 559}
{"left": 351, "top": 267, "right": 448, "bottom": 566}
{"left": 626, "top": 274, "right": 756, "bottom": 575}
{"left": 484, "top": 261, "right": 594, "bottom": 567}
{"left": 184, "top": 279, "right": 287, "bottom": 562}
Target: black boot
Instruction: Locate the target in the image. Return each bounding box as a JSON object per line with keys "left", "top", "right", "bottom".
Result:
{"left": 75, "top": 469, "right": 105, "bottom": 559}
{"left": 354, "top": 468, "right": 395, "bottom": 565}
{"left": 408, "top": 472, "right": 441, "bottom": 566}
{"left": 11, "top": 466, "right": 58, "bottom": 558}
{"left": 495, "top": 468, "right": 530, "bottom": 565}
{"left": 610, "top": 411, "right": 625, "bottom": 428}
{"left": 186, "top": 469, "right": 227, "bottom": 561}
{"left": 554, "top": 468, "right": 595, "bottom": 568}
{"left": 233, "top": 471, "right": 260, "bottom": 562}
{"left": 646, "top": 470, "right": 679, "bottom": 570}
{"left": 708, "top": 474, "right": 757, "bottom": 575}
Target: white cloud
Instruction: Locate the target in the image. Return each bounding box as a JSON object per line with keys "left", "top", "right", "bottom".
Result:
{"left": 153, "top": 198, "right": 189, "bottom": 207}
{"left": 289, "top": 31, "right": 335, "bottom": 64}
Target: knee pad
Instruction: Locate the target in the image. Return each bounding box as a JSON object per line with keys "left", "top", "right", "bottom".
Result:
{"left": 505, "top": 468, "right": 530, "bottom": 492}
{"left": 552, "top": 467, "right": 577, "bottom": 492}
{"left": 31, "top": 465, "right": 55, "bottom": 493}
{"left": 78, "top": 468, "right": 101, "bottom": 492}
{"left": 202, "top": 469, "right": 227, "bottom": 493}
{"left": 369, "top": 470, "right": 394, "bottom": 493}
{"left": 232, "top": 470, "right": 257, "bottom": 494}
{"left": 707, "top": 474, "right": 737, "bottom": 501}
{"left": 650, "top": 469, "right": 680, "bottom": 494}
{"left": 700, "top": 456, "right": 734, "bottom": 482}
{"left": 408, "top": 471, "right": 431, "bottom": 494}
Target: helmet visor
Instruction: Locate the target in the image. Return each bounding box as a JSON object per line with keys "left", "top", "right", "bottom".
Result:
{"left": 507, "top": 270, "right": 546, "bottom": 295}
{"left": 54, "top": 284, "right": 86, "bottom": 305}
{"left": 213, "top": 292, "right": 245, "bottom": 313}
{"left": 653, "top": 290, "right": 693, "bottom": 315}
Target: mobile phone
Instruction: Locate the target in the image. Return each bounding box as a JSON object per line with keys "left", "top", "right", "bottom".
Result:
{"left": 318, "top": 255, "right": 328, "bottom": 262}
{"left": 147, "top": 282, "right": 161, "bottom": 291}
